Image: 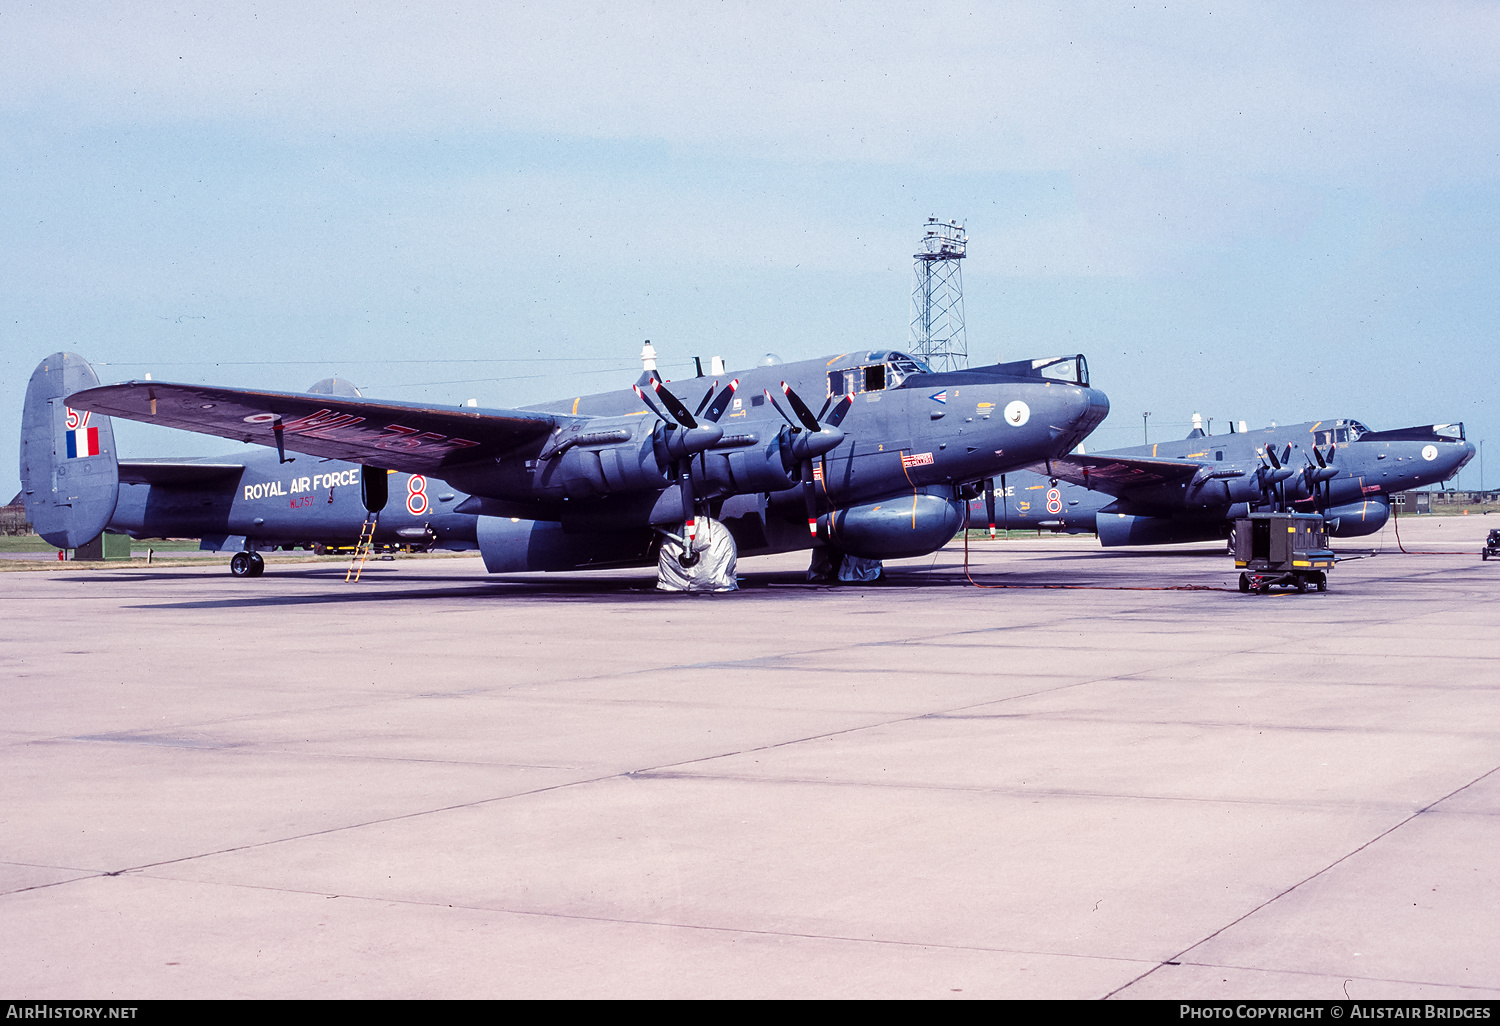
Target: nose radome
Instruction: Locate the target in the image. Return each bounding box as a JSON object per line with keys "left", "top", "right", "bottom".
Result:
{"left": 1062, "top": 385, "right": 1110, "bottom": 440}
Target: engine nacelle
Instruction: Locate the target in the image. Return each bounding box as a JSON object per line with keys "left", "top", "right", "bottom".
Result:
{"left": 529, "top": 423, "right": 800, "bottom": 502}
{"left": 1096, "top": 512, "right": 1226, "bottom": 547}
{"left": 476, "top": 515, "right": 654, "bottom": 573}
{"left": 818, "top": 490, "right": 965, "bottom": 559}
{"left": 1323, "top": 497, "right": 1390, "bottom": 537}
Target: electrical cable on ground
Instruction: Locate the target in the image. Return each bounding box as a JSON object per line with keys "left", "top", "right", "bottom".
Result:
{"left": 958, "top": 506, "right": 1232, "bottom": 592}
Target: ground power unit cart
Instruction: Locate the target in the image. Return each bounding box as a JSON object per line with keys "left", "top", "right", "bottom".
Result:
{"left": 1233, "top": 512, "right": 1335, "bottom": 593}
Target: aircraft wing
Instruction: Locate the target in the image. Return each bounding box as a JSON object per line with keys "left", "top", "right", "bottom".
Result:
{"left": 1028, "top": 453, "right": 1203, "bottom": 491}
{"left": 68, "top": 381, "right": 564, "bottom": 474}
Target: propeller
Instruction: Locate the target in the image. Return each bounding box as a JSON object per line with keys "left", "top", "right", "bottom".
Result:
{"left": 633, "top": 378, "right": 736, "bottom": 562}
{"left": 1256, "top": 444, "right": 1296, "bottom": 512}
{"left": 1300, "top": 444, "right": 1339, "bottom": 510}
{"left": 764, "top": 382, "right": 853, "bottom": 538}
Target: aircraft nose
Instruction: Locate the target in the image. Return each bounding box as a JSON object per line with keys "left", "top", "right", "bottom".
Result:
{"left": 1060, "top": 385, "right": 1110, "bottom": 446}
{"left": 1454, "top": 440, "right": 1477, "bottom": 473}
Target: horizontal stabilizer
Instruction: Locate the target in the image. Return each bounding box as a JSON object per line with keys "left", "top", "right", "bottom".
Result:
{"left": 118, "top": 460, "right": 245, "bottom": 486}
{"left": 67, "top": 381, "right": 567, "bottom": 474}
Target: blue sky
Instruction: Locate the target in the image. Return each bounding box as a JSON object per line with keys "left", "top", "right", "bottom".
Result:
{"left": 5, "top": 1, "right": 1499, "bottom": 499}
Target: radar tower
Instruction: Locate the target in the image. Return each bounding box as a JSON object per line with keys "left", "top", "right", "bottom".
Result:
{"left": 909, "top": 218, "right": 968, "bottom": 372}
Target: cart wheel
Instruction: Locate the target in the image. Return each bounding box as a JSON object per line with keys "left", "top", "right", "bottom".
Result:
{"left": 1257, "top": 582, "right": 1269, "bottom": 595}
{"left": 1316, "top": 578, "right": 1327, "bottom": 592}
{"left": 1295, "top": 578, "right": 1307, "bottom": 593}
{"left": 1239, "top": 573, "right": 1250, "bottom": 593}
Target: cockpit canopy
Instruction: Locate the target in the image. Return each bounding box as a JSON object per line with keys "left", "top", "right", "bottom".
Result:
{"left": 826, "top": 351, "right": 931, "bottom": 397}
{"left": 1353, "top": 422, "right": 1466, "bottom": 444}
{"left": 992, "top": 354, "right": 1090, "bottom": 387}
{"left": 1312, "top": 420, "right": 1369, "bottom": 446}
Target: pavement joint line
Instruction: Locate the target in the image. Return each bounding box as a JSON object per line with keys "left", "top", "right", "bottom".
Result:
{"left": 11, "top": 669, "right": 1193, "bottom": 883}
{"left": 100, "top": 870, "right": 1168, "bottom": 971}
{"left": 627, "top": 769, "right": 1456, "bottom": 814}
{"left": 1161, "top": 957, "right": 1500, "bottom": 996}
{"left": 1103, "top": 761, "right": 1500, "bottom": 1000}
{"left": 923, "top": 711, "right": 1500, "bottom": 738}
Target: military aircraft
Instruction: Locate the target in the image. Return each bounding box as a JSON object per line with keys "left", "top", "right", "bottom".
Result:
{"left": 969, "top": 416, "right": 1475, "bottom": 546}
{"left": 20, "top": 354, "right": 480, "bottom": 574}
{"left": 34, "top": 348, "right": 1109, "bottom": 580}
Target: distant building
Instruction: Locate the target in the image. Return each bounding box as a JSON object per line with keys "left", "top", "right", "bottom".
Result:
{"left": 1392, "top": 489, "right": 1500, "bottom": 512}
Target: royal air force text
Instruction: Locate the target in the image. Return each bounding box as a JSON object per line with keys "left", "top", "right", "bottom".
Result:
{"left": 243, "top": 468, "right": 361, "bottom": 502}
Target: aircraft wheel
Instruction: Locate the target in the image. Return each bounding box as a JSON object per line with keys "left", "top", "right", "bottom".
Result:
{"left": 248, "top": 552, "right": 265, "bottom": 577}
{"left": 1239, "top": 573, "right": 1250, "bottom": 593}
{"left": 229, "top": 552, "right": 253, "bottom": 577}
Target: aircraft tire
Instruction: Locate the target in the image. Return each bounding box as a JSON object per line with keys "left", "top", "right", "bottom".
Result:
{"left": 230, "top": 552, "right": 253, "bottom": 577}
{"left": 248, "top": 552, "right": 265, "bottom": 577}
{"left": 1239, "top": 573, "right": 1250, "bottom": 593}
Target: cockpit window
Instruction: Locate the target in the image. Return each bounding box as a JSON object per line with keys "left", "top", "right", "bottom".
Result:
{"left": 1031, "top": 355, "right": 1089, "bottom": 387}
{"left": 827, "top": 352, "right": 930, "bottom": 396}
{"left": 1316, "top": 420, "right": 1367, "bottom": 447}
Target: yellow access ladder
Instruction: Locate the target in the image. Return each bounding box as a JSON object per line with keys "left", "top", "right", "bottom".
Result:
{"left": 345, "top": 512, "right": 379, "bottom": 582}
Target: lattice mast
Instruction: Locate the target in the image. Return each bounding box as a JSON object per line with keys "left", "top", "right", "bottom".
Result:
{"left": 909, "top": 218, "right": 968, "bottom": 372}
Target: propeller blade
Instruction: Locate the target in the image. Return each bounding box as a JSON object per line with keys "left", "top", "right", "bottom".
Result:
{"left": 703, "top": 379, "right": 740, "bottom": 423}
{"left": 652, "top": 379, "right": 698, "bottom": 429}
{"left": 824, "top": 392, "right": 856, "bottom": 428}
{"left": 680, "top": 461, "right": 698, "bottom": 540}
{"left": 763, "top": 389, "right": 797, "bottom": 428}
{"left": 1312, "top": 445, "right": 1327, "bottom": 469}
{"left": 779, "top": 382, "right": 823, "bottom": 433}
{"left": 802, "top": 459, "right": 818, "bottom": 537}
{"left": 817, "top": 396, "right": 833, "bottom": 421}
{"left": 693, "top": 380, "right": 718, "bottom": 418}
{"left": 1265, "top": 446, "right": 1281, "bottom": 470}
{"left": 633, "top": 384, "right": 671, "bottom": 424}
{"left": 1282, "top": 443, "right": 1292, "bottom": 466}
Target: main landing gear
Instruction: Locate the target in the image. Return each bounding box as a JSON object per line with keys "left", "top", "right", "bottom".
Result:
{"left": 229, "top": 551, "right": 265, "bottom": 577}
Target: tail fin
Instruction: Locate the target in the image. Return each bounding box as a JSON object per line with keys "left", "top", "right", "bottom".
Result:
{"left": 19, "top": 353, "right": 119, "bottom": 548}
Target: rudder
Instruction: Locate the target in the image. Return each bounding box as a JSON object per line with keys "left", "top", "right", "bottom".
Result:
{"left": 19, "top": 352, "right": 120, "bottom": 548}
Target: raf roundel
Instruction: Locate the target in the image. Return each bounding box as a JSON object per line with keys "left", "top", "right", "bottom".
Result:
{"left": 1004, "top": 400, "right": 1030, "bottom": 427}
{"left": 1422, "top": 444, "right": 1438, "bottom": 461}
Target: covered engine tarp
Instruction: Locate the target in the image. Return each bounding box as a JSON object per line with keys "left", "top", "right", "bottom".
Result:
{"left": 807, "top": 546, "right": 884, "bottom": 583}
{"left": 656, "top": 517, "right": 738, "bottom": 593}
